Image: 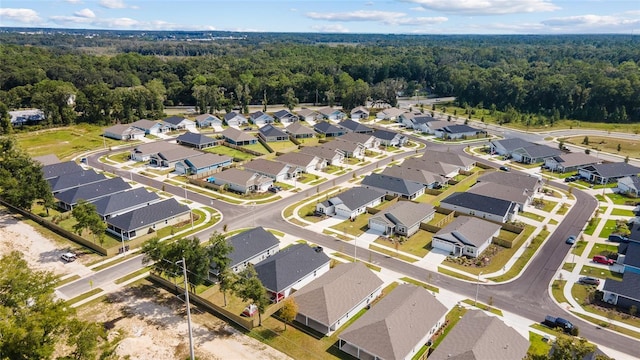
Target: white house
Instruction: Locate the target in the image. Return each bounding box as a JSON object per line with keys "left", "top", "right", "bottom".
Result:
{"left": 316, "top": 187, "right": 384, "bottom": 219}
{"left": 618, "top": 175, "right": 640, "bottom": 197}
{"left": 163, "top": 116, "right": 196, "bottom": 132}
{"left": 103, "top": 124, "right": 145, "bottom": 141}
{"left": 432, "top": 216, "right": 501, "bottom": 258}
{"left": 224, "top": 111, "right": 248, "bottom": 127}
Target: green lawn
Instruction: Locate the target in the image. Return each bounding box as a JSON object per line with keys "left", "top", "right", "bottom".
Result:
{"left": 373, "top": 229, "right": 433, "bottom": 258}
{"left": 597, "top": 219, "right": 619, "bottom": 238}
{"left": 562, "top": 263, "right": 576, "bottom": 271}
{"left": 606, "top": 193, "right": 636, "bottom": 205}
{"left": 610, "top": 208, "right": 635, "bottom": 216}
{"left": 437, "top": 267, "right": 477, "bottom": 281}
{"left": 244, "top": 142, "right": 271, "bottom": 154}
{"left": 461, "top": 299, "right": 503, "bottom": 316}
{"left": 551, "top": 280, "right": 568, "bottom": 304}
{"left": 488, "top": 226, "right": 545, "bottom": 282}
{"left": 548, "top": 219, "right": 558, "bottom": 225}
{"left": 400, "top": 277, "right": 439, "bottom": 293}
{"left": 430, "top": 306, "right": 468, "bottom": 351}
{"left": 556, "top": 204, "right": 569, "bottom": 215}
{"left": 587, "top": 243, "right": 618, "bottom": 258}
{"left": 106, "top": 151, "right": 131, "bottom": 164}
{"left": 541, "top": 200, "right": 558, "bottom": 212}
{"left": 369, "top": 244, "right": 418, "bottom": 263}
{"left": 17, "top": 124, "right": 124, "bottom": 160}
{"left": 204, "top": 145, "right": 255, "bottom": 160}
{"left": 519, "top": 212, "right": 545, "bottom": 222}
{"left": 266, "top": 140, "right": 298, "bottom": 152}
{"left": 528, "top": 332, "right": 552, "bottom": 357}
{"left": 571, "top": 241, "right": 588, "bottom": 256}
{"left": 583, "top": 218, "right": 601, "bottom": 236}
{"left": 579, "top": 265, "right": 623, "bottom": 281}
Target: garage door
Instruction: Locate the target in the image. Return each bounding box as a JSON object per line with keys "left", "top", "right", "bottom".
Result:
{"left": 369, "top": 219, "right": 387, "bottom": 233}
{"left": 432, "top": 238, "right": 454, "bottom": 253}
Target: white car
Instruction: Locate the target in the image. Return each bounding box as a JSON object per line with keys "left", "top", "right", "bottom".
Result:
{"left": 61, "top": 252, "right": 77, "bottom": 262}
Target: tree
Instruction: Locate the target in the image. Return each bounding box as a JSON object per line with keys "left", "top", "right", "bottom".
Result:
{"left": 558, "top": 140, "right": 565, "bottom": 150}
{"left": 624, "top": 155, "right": 630, "bottom": 163}
{"left": 582, "top": 136, "right": 589, "bottom": 145}
{"left": 235, "top": 266, "right": 270, "bottom": 325}
{"left": 617, "top": 143, "right": 621, "bottom": 152}
{"left": 209, "top": 231, "right": 234, "bottom": 306}
{"left": 279, "top": 297, "right": 298, "bottom": 330}
{"left": 72, "top": 200, "right": 106, "bottom": 244}
{"left": 0, "top": 252, "right": 103, "bottom": 359}
{"left": 282, "top": 87, "right": 299, "bottom": 111}
{"left": 0, "top": 101, "right": 13, "bottom": 134}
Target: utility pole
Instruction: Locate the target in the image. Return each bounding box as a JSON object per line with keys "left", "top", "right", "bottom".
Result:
{"left": 475, "top": 271, "right": 483, "bottom": 306}
{"left": 177, "top": 258, "right": 195, "bottom": 360}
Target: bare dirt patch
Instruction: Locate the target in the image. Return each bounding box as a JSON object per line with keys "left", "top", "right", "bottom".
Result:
{"left": 77, "top": 282, "right": 290, "bottom": 360}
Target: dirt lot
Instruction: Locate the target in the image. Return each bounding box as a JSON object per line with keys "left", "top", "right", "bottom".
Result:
{"left": 0, "top": 209, "right": 290, "bottom": 360}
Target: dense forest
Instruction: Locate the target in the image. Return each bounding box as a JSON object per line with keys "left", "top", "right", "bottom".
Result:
{"left": 0, "top": 29, "right": 639, "bottom": 127}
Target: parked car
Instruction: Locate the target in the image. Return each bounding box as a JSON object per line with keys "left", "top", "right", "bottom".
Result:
{"left": 608, "top": 234, "right": 629, "bottom": 243}
{"left": 499, "top": 166, "right": 510, "bottom": 172}
{"left": 241, "top": 304, "right": 257, "bottom": 317}
{"left": 268, "top": 186, "right": 282, "bottom": 193}
{"left": 565, "top": 235, "right": 576, "bottom": 245}
{"left": 593, "top": 255, "right": 615, "bottom": 265}
{"left": 564, "top": 176, "right": 577, "bottom": 182}
{"left": 579, "top": 276, "right": 600, "bottom": 285}
{"left": 544, "top": 315, "right": 575, "bottom": 333}
{"left": 61, "top": 252, "right": 77, "bottom": 262}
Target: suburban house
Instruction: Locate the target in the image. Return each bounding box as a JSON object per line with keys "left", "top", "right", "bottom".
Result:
{"left": 212, "top": 168, "right": 273, "bottom": 193}
{"left": 321, "top": 138, "right": 365, "bottom": 159}
{"left": 432, "top": 216, "right": 501, "bottom": 258}
{"left": 294, "top": 262, "right": 383, "bottom": 335}
{"left": 339, "top": 284, "right": 447, "bottom": 360}
{"left": 254, "top": 243, "right": 331, "bottom": 302}
{"left": 220, "top": 127, "right": 257, "bottom": 146}
{"left": 435, "top": 124, "right": 484, "bottom": 139}
{"left": 150, "top": 147, "right": 202, "bottom": 168}
{"left": 210, "top": 227, "right": 280, "bottom": 276}
{"left": 512, "top": 144, "right": 563, "bottom": 164}
{"left": 47, "top": 170, "right": 107, "bottom": 194}
{"left": 373, "top": 129, "right": 407, "bottom": 147}
{"left": 296, "top": 108, "right": 323, "bottom": 122}
{"left": 106, "top": 198, "right": 191, "bottom": 241}
{"left": 316, "top": 187, "right": 384, "bottom": 219}
{"left": 103, "top": 124, "right": 145, "bottom": 141}
{"left": 361, "top": 173, "right": 425, "bottom": 200}
{"left": 318, "top": 107, "right": 347, "bottom": 122}
{"left": 56, "top": 177, "right": 131, "bottom": 211}
{"left": 467, "top": 182, "right": 532, "bottom": 210}
{"left": 339, "top": 132, "right": 380, "bottom": 149}
{"left": 130, "top": 119, "right": 166, "bottom": 135}
{"left": 578, "top": 163, "right": 640, "bottom": 184}
{"left": 175, "top": 153, "right": 233, "bottom": 175}
{"left": 195, "top": 113, "right": 223, "bottom": 128}
{"left": 175, "top": 132, "right": 218, "bottom": 149}
{"left": 91, "top": 187, "right": 161, "bottom": 220}
{"left": 350, "top": 106, "right": 370, "bottom": 120}
{"left": 163, "top": 116, "right": 196, "bottom": 132}
{"left": 428, "top": 310, "right": 529, "bottom": 360}
{"left": 381, "top": 165, "right": 444, "bottom": 189}
{"left": 338, "top": 119, "right": 373, "bottom": 134}
{"left": 275, "top": 152, "right": 325, "bottom": 173}
{"left": 285, "top": 122, "right": 315, "bottom": 139}
{"left": 314, "top": 121, "right": 346, "bottom": 137}
{"left": 244, "top": 159, "right": 299, "bottom": 182}
{"left": 258, "top": 124, "right": 289, "bottom": 142}
{"left": 398, "top": 112, "right": 436, "bottom": 131}
{"left": 9, "top": 109, "right": 45, "bottom": 125}
{"left": 544, "top": 152, "right": 601, "bottom": 173}
{"left": 402, "top": 158, "right": 461, "bottom": 179}
{"left": 33, "top": 154, "right": 60, "bottom": 166}
{"left": 423, "top": 120, "right": 452, "bottom": 135}
{"left": 131, "top": 142, "right": 184, "bottom": 162}
{"left": 421, "top": 150, "right": 476, "bottom": 171}
{"left": 249, "top": 111, "right": 274, "bottom": 127}
{"left": 273, "top": 109, "right": 299, "bottom": 125}
{"left": 490, "top": 138, "right": 534, "bottom": 157}
{"left": 603, "top": 242, "right": 640, "bottom": 310}
{"left": 300, "top": 146, "right": 345, "bottom": 165}
{"left": 42, "top": 161, "right": 83, "bottom": 181}
{"left": 375, "top": 107, "right": 405, "bottom": 121}
{"left": 618, "top": 176, "right": 640, "bottom": 197}
{"left": 476, "top": 171, "right": 542, "bottom": 198}
{"left": 439, "top": 192, "right": 518, "bottom": 223}
{"left": 223, "top": 111, "right": 248, "bottom": 127}
{"left": 368, "top": 201, "right": 435, "bottom": 237}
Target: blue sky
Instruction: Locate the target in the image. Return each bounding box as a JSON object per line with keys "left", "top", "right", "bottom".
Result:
{"left": 1, "top": 0, "right": 639, "bottom": 34}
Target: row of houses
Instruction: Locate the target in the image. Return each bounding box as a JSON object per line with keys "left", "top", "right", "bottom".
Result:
{"left": 603, "top": 236, "right": 640, "bottom": 311}
{"left": 39, "top": 157, "right": 191, "bottom": 241}
{"left": 210, "top": 227, "right": 528, "bottom": 360}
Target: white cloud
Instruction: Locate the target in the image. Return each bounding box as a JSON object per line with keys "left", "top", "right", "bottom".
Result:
{"left": 399, "top": 0, "right": 560, "bottom": 15}
{"left": 49, "top": 14, "right": 216, "bottom": 30}
{"left": 99, "top": 0, "right": 127, "bottom": 9}
{"left": 74, "top": 8, "right": 95, "bottom": 18}
{"left": 541, "top": 14, "right": 640, "bottom": 28}
{"left": 0, "top": 8, "right": 41, "bottom": 23}
{"left": 65, "top": 0, "right": 83, "bottom": 3}
{"left": 395, "top": 16, "right": 448, "bottom": 25}
{"left": 311, "top": 24, "right": 350, "bottom": 33}
{"left": 410, "top": 6, "right": 426, "bottom": 12}
{"left": 306, "top": 10, "right": 446, "bottom": 26}
{"left": 364, "top": 1, "right": 374, "bottom": 6}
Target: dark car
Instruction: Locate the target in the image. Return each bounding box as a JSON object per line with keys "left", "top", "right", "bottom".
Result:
{"left": 499, "top": 166, "right": 510, "bottom": 172}
{"left": 565, "top": 235, "right": 576, "bottom": 245}
{"left": 608, "top": 234, "right": 629, "bottom": 243}
{"left": 579, "top": 276, "right": 600, "bottom": 285}
{"left": 564, "top": 176, "right": 577, "bottom": 182}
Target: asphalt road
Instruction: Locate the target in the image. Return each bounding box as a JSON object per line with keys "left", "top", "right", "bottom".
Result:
{"left": 58, "top": 129, "right": 640, "bottom": 356}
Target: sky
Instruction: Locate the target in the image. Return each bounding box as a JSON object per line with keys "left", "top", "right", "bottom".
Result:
{"left": 1, "top": 0, "right": 639, "bottom": 35}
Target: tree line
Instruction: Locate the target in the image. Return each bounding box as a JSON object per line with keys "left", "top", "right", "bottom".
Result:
{"left": 0, "top": 34, "right": 639, "bottom": 130}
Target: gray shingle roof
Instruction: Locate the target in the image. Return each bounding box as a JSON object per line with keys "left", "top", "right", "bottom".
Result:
{"left": 603, "top": 271, "right": 640, "bottom": 302}
{"left": 339, "top": 132, "right": 375, "bottom": 145}
{"left": 285, "top": 122, "right": 315, "bottom": 136}
{"left": 184, "top": 153, "right": 232, "bottom": 170}
{"left": 549, "top": 152, "right": 599, "bottom": 168}
{"left": 224, "top": 227, "right": 280, "bottom": 269}
{"left": 402, "top": 158, "right": 460, "bottom": 176}
{"left": 321, "top": 138, "right": 362, "bottom": 154}
{"left": 468, "top": 182, "right": 530, "bottom": 206}
{"left": 157, "top": 147, "right": 202, "bottom": 163}
{"left": 318, "top": 107, "right": 344, "bottom": 117}
{"left": 106, "top": 198, "right": 190, "bottom": 232}
{"left": 214, "top": 168, "right": 257, "bottom": 184}
{"left": 361, "top": 173, "right": 425, "bottom": 197}
{"left": 249, "top": 111, "right": 273, "bottom": 121}
{"left": 428, "top": 310, "right": 529, "bottom": 360}
{"left": 314, "top": 121, "right": 344, "bottom": 134}
{"left": 224, "top": 111, "right": 246, "bottom": 122}
{"left": 104, "top": 124, "right": 144, "bottom": 136}
{"left": 176, "top": 132, "right": 216, "bottom": 146}
{"left": 221, "top": 127, "right": 256, "bottom": 142}
{"left": 131, "top": 119, "right": 161, "bottom": 130}
{"left": 296, "top": 108, "right": 320, "bottom": 118}
{"left": 373, "top": 129, "right": 398, "bottom": 141}
{"left": 440, "top": 192, "right": 515, "bottom": 218}
{"left": 293, "top": 262, "right": 383, "bottom": 327}
{"left": 623, "top": 241, "right": 640, "bottom": 269}
{"left": 244, "top": 159, "right": 288, "bottom": 177}
{"left": 275, "top": 152, "right": 317, "bottom": 168}
{"left": 133, "top": 142, "right": 183, "bottom": 157}
{"left": 581, "top": 163, "right": 640, "bottom": 178}
{"left": 333, "top": 187, "right": 385, "bottom": 212}
{"left": 516, "top": 144, "right": 562, "bottom": 159}
{"left": 477, "top": 171, "right": 540, "bottom": 191}
{"left": 254, "top": 244, "right": 330, "bottom": 292}
{"left": 491, "top": 138, "right": 533, "bottom": 152}
{"left": 91, "top": 187, "right": 160, "bottom": 217}
{"left": 195, "top": 113, "right": 221, "bottom": 122}
{"left": 382, "top": 165, "right": 444, "bottom": 186}
{"left": 163, "top": 115, "right": 188, "bottom": 125}
{"left": 440, "top": 124, "right": 481, "bottom": 134}
{"left": 421, "top": 150, "right": 475, "bottom": 168}
{"left": 47, "top": 170, "right": 107, "bottom": 193}
{"left": 339, "top": 284, "right": 447, "bottom": 360}
{"left": 338, "top": 119, "right": 372, "bottom": 133}
{"left": 300, "top": 146, "right": 342, "bottom": 161}
{"left": 56, "top": 177, "right": 131, "bottom": 205}
{"left": 372, "top": 201, "right": 435, "bottom": 229}
{"left": 258, "top": 124, "right": 288, "bottom": 138}
{"left": 42, "top": 161, "right": 83, "bottom": 180}
{"left": 274, "top": 109, "right": 296, "bottom": 120}
{"left": 434, "top": 216, "right": 502, "bottom": 248}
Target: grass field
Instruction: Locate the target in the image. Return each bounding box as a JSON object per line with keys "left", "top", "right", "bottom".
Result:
{"left": 587, "top": 243, "right": 618, "bottom": 258}
{"left": 584, "top": 218, "right": 601, "bottom": 235}
{"left": 562, "top": 135, "right": 640, "bottom": 160}
{"left": 579, "top": 265, "right": 623, "bottom": 281}
{"left": 204, "top": 145, "right": 255, "bottom": 160}
{"left": 598, "top": 219, "right": 619, "bottom": 239}
{"left": 16, "top": 124, "right": 122, "bottom": 160}
{"left": 611, "top": 208, "right": 635, "bottom": 216}
{"left": 606, "top": 193, "right": 637, "bottom": 206}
